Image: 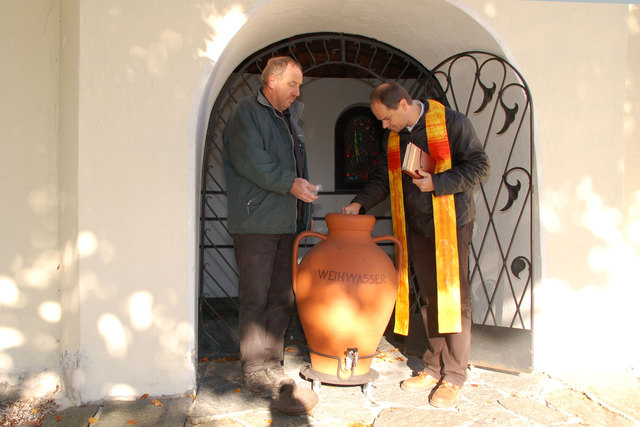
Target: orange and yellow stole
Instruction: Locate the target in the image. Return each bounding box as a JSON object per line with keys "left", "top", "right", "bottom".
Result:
{"left": 387, "top": 133, "right": 410, "bottom": 335}
{"left": 388, "top": 100, "right": 461, "bottom": 335}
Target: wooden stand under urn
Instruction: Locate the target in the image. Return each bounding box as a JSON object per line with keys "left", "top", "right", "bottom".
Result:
{"left": 292, "top": 213, "right": 402, "bottom": 395}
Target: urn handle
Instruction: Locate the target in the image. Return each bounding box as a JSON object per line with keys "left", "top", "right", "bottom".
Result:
{"left": 372, "top": 235, "right": 404, "bottom": 278}
{"left": 292, "top": 231, "right": 328, "bottom": 294}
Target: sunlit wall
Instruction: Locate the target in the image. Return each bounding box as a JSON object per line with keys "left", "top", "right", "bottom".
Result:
{"left": 470, "top": 1, "right": 640, "bottom": 375}
{"left": 0, "top": 0, "right": 61, "bottom": 398}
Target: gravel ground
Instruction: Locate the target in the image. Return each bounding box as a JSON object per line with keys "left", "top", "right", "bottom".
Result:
{"left": 0, "top": 397, "right": 58, "bottom": 427}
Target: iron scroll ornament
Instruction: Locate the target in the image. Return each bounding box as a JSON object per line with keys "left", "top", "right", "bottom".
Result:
{"left": 425, "top": 54, "right": 528, "bottom": 137}
{"left": 500, "top": 167, "right": 530, "bottom": 212}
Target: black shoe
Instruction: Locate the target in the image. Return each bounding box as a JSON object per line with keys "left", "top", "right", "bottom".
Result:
{"left": 243, "top": 369, "right": 277, "bottom": 397}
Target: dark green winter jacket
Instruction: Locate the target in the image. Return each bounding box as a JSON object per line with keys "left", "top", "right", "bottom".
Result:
{"left": 222, "top": 90, "right": 312, "bottom": 234}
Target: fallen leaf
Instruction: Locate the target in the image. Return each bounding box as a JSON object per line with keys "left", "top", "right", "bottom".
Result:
{"left": 391, "top": 348, "right": 400, "bottom": 352}
{"left": 128, "top": 420, "right": 138, "bottom": 425}
{"left": 56, "top": 416, "right": 63, "bottom": 421}
{"left": 234, "top": 388, "right": 241, "bottom": 393}
{"left": 140, "top": 393, "right": 149, "bottom": 400}
{"left": 32, "top": 408, "right": 39, "bottom": 413}
{"left": 151, "top": 398, "right": 163, "bottom": 407}
{"left": 88, "top": 417, "right": 98, "bottom": 424}
{"left": 376, "top": 352, "right": 393, "bottom": 362}
{"left": 284, "top": 347, "right": 295, "bottom": 353}
{"left": 395, "top": 357, "right": 404, "bottom": 361}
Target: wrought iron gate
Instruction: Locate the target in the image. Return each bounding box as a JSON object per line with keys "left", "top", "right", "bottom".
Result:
{"left": 198, "top": 34, "right": 534, "bottom": 372}
{"left": 424, "top": 53, "right": 534, "bottom": 372}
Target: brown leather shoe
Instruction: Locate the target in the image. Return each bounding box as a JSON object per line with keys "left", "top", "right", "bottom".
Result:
{"left": 243, "top": 369, "right": 277, "bottom": 397}
{"left": 400, "top": 371, "right": 440, "bottom": 392}
{"left": 429, "top": 381, "right": 462, "bottom": 408}
{"left": 273, "top": 383, "right": 319, "bottom": 415}
{"left": 266, "top": 366, "right": 295, "bottom": 390}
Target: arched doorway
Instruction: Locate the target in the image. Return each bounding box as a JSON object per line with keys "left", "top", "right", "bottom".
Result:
{"left": 197, "top": 32, "right": 436, "bottom": 356}
{"left": 198, "top": 34, "right": 534, "bottom": 373}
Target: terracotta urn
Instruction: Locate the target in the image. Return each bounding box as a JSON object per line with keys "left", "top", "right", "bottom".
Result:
{"left": 292, "top": 213, "right": 402, "bottom": 380}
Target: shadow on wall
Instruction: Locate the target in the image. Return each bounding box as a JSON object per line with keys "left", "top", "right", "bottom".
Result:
{"left": 1, "top": 1, "right": 252, "bottom": 401}
{"left": 1, "top": 182, "right": 61, "bottom": 397}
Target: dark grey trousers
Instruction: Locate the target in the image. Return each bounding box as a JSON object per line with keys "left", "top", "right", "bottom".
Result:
{"left": 408, "top": 221, "right": 473, "bottom": 386}
{"left": 232, "top": 234, "right": 296, "bottom": 374}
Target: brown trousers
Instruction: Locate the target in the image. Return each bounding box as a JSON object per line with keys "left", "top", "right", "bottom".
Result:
{"left": 233, "top": 234, "right": 296, "bottom": 374}
{"left": 407, "top": 221, "right": 473, "bottom": 386}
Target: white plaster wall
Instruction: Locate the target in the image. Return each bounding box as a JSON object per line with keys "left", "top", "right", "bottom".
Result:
{"left": 2, "top": 0, "right": 638, "bottom": 403}
{"left": 460, "top": 0, "right": 639, "bottom": 376}
{"left": 625, "top": 6, "right": 640, "bottom": 297}
{"left": 56, "top": 1, "right": 222, "bottom": 401}
{"left": 58, "top": 0, "right": 81, "bottom": 402}
{"left": 0, "top": 0, "right": 61, "bottom": 396}
{"left": 301, "top": 78, "right": 386, "bottom": 212}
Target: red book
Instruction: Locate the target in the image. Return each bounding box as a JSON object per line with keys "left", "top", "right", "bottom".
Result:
{"left": 402, "top": 142, "right": 436, "bottom": 178}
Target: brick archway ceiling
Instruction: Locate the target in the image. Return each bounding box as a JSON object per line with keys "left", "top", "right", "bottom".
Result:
{"left": 234, "top": 32, "right": 427, "bottom": 79}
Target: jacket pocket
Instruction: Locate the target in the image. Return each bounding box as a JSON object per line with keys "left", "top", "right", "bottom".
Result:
{"left": 244, "top": 189, "right": 267, "bottom": 217}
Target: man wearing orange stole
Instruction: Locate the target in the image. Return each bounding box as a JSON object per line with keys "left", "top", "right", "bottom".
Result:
{"left": 342, "top": 82, "right": 489, "bottom": 408}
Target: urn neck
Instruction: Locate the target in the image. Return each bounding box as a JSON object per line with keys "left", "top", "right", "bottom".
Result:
{"left": 326, "top": 228, "right": 371, "bottom": 241}
{"left": 324, "top": 213, "right": 375, "bottom": 241}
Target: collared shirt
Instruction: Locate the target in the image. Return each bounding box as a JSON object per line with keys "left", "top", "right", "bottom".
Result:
{"left": 407, "top": 100, "right": 425, "bottom": 132}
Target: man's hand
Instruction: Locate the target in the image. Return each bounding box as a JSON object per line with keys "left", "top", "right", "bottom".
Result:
{"left": 342, "top": 202, "right": 362, "bottom": 215}
{"left": 289, "top": 178, "right": 319, "bottom": 203}
{"left": 412, "top": 169, "right": 435, "bottom": 192}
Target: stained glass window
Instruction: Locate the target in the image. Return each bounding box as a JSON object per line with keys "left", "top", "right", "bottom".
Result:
{"left": 335, "top": 106, "right": 384, "bottom": 191}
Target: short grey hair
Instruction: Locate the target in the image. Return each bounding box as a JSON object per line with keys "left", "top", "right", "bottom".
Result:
{"left": 261, "top": 56, "right": 302, "bottom": 87}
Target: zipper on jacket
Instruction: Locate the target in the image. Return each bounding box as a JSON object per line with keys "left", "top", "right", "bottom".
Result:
{"left": 260, "top": 93, "right": 307, "bottom": 233}
{"left": 273, "top": 109, "right": 300, "bottom": 233}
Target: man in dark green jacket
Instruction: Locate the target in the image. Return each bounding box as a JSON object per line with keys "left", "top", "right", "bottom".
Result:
{"left": 222, "top": 56, "right": 318, "bottom": 411}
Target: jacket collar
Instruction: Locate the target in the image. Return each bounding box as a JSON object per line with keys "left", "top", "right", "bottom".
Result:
{"left": 256, "top": 89, "right": 304, "bottom": 122}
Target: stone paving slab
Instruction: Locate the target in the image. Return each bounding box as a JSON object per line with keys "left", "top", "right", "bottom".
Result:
{"left": 373, "top": 406, "right": 469, "bottom": 427}
{"left": 40, "top": 404, "right": 100, "bottom": 427}
{"left": 97, "top": 395, "right": 194, "bottom": 427}
{"left": 560, "top": 371, "right": 640, "bottom": 422}
{"left": 461, "top": 401, "right": 534, "bottom": 426}
{"left": 497, "top": 396, "right": 570, "bottom": 425}
{"left": 194, "top": 409, "right": 312, "bottom": 426}
{"left": 190, "top": 376, "right": 273, "bottom": 424}
{"left": 544, "top": 387, "right": 638, "bottom": 426}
